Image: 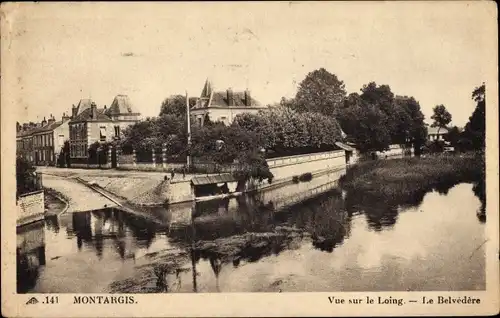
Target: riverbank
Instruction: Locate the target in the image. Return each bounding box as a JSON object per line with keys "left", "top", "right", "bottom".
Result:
{"left": 339, "top": 152, "right": 484, "bottom": 203}
{"left": 43, "top": 187, "right": 69, "bottom": 216}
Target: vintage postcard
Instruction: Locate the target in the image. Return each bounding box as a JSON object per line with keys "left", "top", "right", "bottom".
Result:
{"left": 1, "top": 1, "right": 498, "bottom": 317}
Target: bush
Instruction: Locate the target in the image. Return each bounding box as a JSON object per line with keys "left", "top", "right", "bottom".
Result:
{"left": 298, "top": 172, "right": 313, "bottom": 182}
{"left": 292, "top": 176, "right": 300, "bottom": 183}
{"left": 16, "top": 156, "right": 41, "bottom": 198}
{"left": 339, "top": 154, "right": 484, "bottom": 203}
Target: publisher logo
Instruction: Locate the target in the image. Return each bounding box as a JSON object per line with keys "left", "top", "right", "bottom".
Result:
{"left": 26, "top": 297, "right": 39, "bottom": 305}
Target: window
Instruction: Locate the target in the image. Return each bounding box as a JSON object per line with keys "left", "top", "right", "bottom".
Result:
{"left": 58, "top": 135, "right": 64, "bottom": 146}
{"left": 114, "top": 126, "right": 120, "bottom": 138}
{"left": 100, "top": 127, "right": 107, "bottom": 142}
{"left": 197, "top": 117, "right": 202, "bottom": 126}
{"left": 220, "top": 116, "right": 227, "bottom": 122}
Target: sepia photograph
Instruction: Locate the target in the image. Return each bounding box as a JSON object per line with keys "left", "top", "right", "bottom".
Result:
{"left": 1, "top": 1, "right": 498, "bottom": 317}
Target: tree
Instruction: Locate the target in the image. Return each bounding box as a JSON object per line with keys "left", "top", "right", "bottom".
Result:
{"left": 431, "top": 104, "right": 452, "bottom": 134}
{"left": 462, "top": 83, "right": 485, "bottom": 150}
{"left": 337, "top": 92, "right": 391, "bottom": 153}
{"left": 359, "top": 82, "right": 402, "bottom": 143}
{"left": 57, "top": 140, "right": 71, "bottom": 167}
{"left": 294, "top": 68, "right": 347, "bottom": 116}
{"left": 16, "top": 156, "right": 38, "bottom": 198}
{"left": 279, "top": 97, "right": 297, "bottom": 109}
{"left": 120, "top": 119, "right": 157, "bottom": 153}
{"left": 159, "top": 95, "right": 197, "bottom": 117}
{"left": 445, "top": 126, "right": 462, "bottom": 149}
{"left": 394, "top": 96, "right": 427, "bottom": 155}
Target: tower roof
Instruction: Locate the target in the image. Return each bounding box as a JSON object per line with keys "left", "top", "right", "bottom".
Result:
{"left": 74, "top": 99, "right": 93, "bottom": 116}
{"left": 200, "top": 78, "right": 213, "bottom": 98}
{"left": 106, "top": 95, "right": 137, "bottom": 115}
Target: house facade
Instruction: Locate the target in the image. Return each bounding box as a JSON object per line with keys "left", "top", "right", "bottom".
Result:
{"left": 16, "top": 126, "right": 35, "bottom": 162}
{"left": 68, "top": 95, "right": 141, "bottom": 164}
{"left": 190, "top": 79, "right": 268, "bottom": 126}
{"left": 427, "top": 126, "right": 449, "bottom": 141}
{"left": 32, "top": 114, "right": 71, "bottom": 165}
{"left": 16, "top": 114, "right": 70, "bottom": 165}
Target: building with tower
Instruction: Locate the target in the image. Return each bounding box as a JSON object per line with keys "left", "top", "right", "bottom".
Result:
{"left": 68, "top": 95, "right": 141, "bottom": 164}
{"left": 190, "top": 79, "right": 268, "bottom": 126}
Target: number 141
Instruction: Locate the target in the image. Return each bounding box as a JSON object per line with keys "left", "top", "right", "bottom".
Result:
{"left": 45, "top": 296, "right": 59, "bottom": 304}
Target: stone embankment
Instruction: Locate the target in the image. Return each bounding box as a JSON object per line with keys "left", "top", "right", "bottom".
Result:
{"left": 42, "top": 173, "right": 118, "bottom": 212}
{"left": 38, "top": 149, "right": 350, "bottom": 207}
{"left": 78, "top": 175, "right": 171, "bottom": 206}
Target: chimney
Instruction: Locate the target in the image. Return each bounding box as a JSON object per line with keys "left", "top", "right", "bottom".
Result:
{"left": 47, "top": 114, "right": 56, "bottom": 125}
{"left": 227, "top": 88, "right": 234, "bottom": 106}
{"left": 244, "top": 90, "right": 251, "bottom": 106}
{"left": 91, "top": 102, "right": 97, "bottom": 119}
{"left": 41, "top": 116, "right": 47, "bottom": 126}
{"left": 72, "top": 104, "right": 77, "bottom": 118}
{"left": 62, "top": 112, "right": 70, "bottom": 121}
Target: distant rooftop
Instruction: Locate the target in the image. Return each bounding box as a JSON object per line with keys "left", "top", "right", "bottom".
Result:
{"left": 428, "top": 126, "right": 450, "bottom": 135}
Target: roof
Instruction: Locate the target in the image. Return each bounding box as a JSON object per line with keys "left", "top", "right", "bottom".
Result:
{"left": 105, "top": 95, "right": 138, "bottom": 116}
{"left": 191, "top": 174, "right": 237, "bottom": 186}
{"left": 18, "top": 120, "right": 67, "bottom": 137}
{"left": 17, "top": 129, "right": 34, "bottom": 138}
{"left": 70, "top": 108, "right": 111, "bottom": 122}
{"left": 31, "top": 120, "right": 66, "bottom": 134}
{"left": 74, "top": 99, "right": 93, "bottom": 116}
{"left": 200, "top": 79, "right": 213, "bottom": 98}
{"left": 194, "top": 91, "right": 262, "bottom": 109}
{"left": 428, "top": 126, "right": 449, "bottom": 135}
{"left": 335, "top": 141, "right": 356, "bottom": 152}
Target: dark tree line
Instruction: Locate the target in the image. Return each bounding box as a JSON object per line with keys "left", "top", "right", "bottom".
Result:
{"left": 118, "top": 70, "right": 485, "bottom": 165}
{"left": 286, "top": 69, "right": 427, "bottom": 154}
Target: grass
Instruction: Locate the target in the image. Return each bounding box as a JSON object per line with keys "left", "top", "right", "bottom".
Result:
{"left": 339, "top": 152, "right": 484, "bottom": 202}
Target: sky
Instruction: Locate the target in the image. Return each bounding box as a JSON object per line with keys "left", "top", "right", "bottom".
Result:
{"left": 5, "top": 1, "right": 495, "bottom": 127}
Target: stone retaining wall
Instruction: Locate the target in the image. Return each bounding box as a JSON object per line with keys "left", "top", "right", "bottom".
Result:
{"left": 17, "top": 190, "right": 45, "bottom": 226}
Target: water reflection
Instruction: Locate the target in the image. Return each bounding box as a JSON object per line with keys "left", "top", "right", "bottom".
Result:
{"left": 17, "top": 171, "right": 486, "bottom": 293}
{"left": 17, "top": 221, "right": 46, "bottom": 293}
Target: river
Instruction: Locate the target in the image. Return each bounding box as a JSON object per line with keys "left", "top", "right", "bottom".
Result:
{"left": 17, "top": 172, "right": 485, "bottom": 293}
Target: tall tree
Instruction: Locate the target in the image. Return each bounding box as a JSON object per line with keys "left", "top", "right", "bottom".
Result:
{"left": 430, "top": 104, "right": 452, "bottom": 134}
{"left": 462, "top": 83, "right": 485, "bottom": 150}
{"left": 337, "top": 92, "right": 391, "bottom": 153}
{"left": 294, "top": 68, "right": 347, "bottom": 116}
{"left": 159, "top": 95, "right": 198, "bottom": 117}
{"left": 394, "top": 96, "right": 427, "bottom": 154}
{"left": 359, "top": 82, "right": 399, "bottom": 142}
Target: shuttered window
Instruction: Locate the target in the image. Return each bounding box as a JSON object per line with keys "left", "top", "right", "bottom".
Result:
{"left": 100, "top": 127, "right": 107, "bottom": 142}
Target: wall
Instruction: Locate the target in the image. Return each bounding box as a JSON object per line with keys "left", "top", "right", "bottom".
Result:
{"left": 375, "top": 144, "right": 405, "bottom": 159}
{"left": 53, "top": 121, "right": 70, "bottom": 158}
{"left": 17, "top": 190, "right": 45, "bottom": 226}
{"left": 266, "top": 150, "right": 346, "bottom": 183}
{"left": 167, "top": 181, "right": 193, "bottom": 204}
{"left": 17, "top": 221, "right": 45, "bottom": 252}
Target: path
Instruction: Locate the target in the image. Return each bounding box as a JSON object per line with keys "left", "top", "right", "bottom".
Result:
{"left": 36, "top": 166, "right": 200, "bottom": 182}
{"left": 42, "top": 174, "right": 117, "bottom": 213}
